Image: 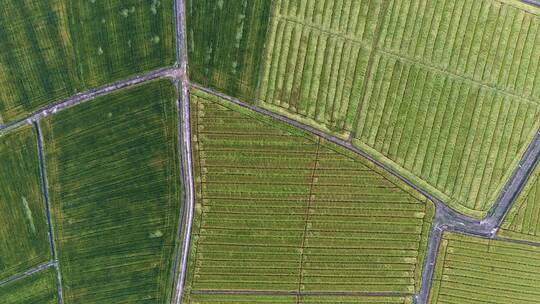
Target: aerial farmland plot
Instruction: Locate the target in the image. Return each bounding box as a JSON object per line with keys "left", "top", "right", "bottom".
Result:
{"left": 1, "top": 0, "right": 540, "bottom": 303}
{"left": 182, "top": 88, "right": 433, "bottom": 303}
{"left": 0, "top": 0, "right": 176, "bottom": 124}
{"left": 0, "top": 126, "right": 51, "bottom": 281}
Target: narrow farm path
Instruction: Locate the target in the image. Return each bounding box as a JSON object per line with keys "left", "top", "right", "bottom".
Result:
{"left": 34, "top": 121, "right": 64, "bottom": 304}
{"left": 0, "top": 261, "right": 55, "bottom": 288}
{"left": 171, "top": 0, "right": 195, "bottom": 303}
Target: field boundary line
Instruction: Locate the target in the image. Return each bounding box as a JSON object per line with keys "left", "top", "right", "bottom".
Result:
{"left": 0, "top": 261, "right": 55, "bottom": 288}
{"left": 190, "top": 290, "right": 408, "bottom": 297}
{"left": 34, "top": 121, "right": 64, "bottom": 304}
{"left": 0, "top": 67, "right": 177, "bottom": 135}
{"left": 296, "top": 138, "right": 321, "bottom": 302}
{"left": 495, "top": 236, "right": 540, "bottom": 247}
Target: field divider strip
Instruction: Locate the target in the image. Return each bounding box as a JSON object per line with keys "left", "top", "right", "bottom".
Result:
{"left": 190, "top": 290, "right": 408, "bottom": 297}
{"left": 0, "top": 67, "right": 177, "bottom": 135}
{"left": 296, "top": 137, "right": 320, "bottom": 302}
{"left": 34, "top": 121, "right": 64, "bottom": 304}
{"left": 172, "top": 0, "right": 194, "bottom": 302}
{"left": 0, "top": 261, "right": 55, "bottom": 288}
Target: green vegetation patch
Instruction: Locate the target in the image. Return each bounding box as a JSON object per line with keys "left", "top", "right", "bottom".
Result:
{"left": 187, "top": 0, "right": 272, "bottom": 100}
{"left": 0, "top": 0, "right": 79, "bottom": 124}
{"left": 430, "top": 232, "right": 540, "bottom": 304}
{"left": 0, "top": 126, "right": 51, "bottom": 280}
{"left": 352, "top": 0, "right": 540, "bottom": 217}
{"left": 500, "top": 161, "right": 540, "bottom": 242}
{"left": 41, "top": 80, "right": 182, "bottom": 303}
{"left": 0, "top": 268, "right": 58, "bottom": 304}
{"left": 258, "top": 0, "right": 385, "bottom": 137}
{"left": 0, "top": 0, "right": 175, "bottom": 124}
{"left": 69, "top": 0, "right": 176, "bottom": 88}
{"left": 183, "top": 88, "right": 434, "bottom": 301}
{"left": 353, "top": 53, "right": 540, "bottom": 218}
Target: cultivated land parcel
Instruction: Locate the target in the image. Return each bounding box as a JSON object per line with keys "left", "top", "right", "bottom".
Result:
{"left": 1, "top": 0, "right": 540, "bottom": 304}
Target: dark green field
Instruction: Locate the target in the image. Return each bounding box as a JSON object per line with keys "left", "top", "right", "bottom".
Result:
{"left": 0, "top": 126, "right": 50, "bottom": 281}
{"left": 182, "top": 88, "right": 433, "bottom": 302}
{"left": 0, "top": 0, "right": 176, "bottom": 124}
{"left": 41, "top": 80, "right": 182, "bottom": 303}
{"left": 186, "top": 0, "right": 272, "bottom": 100}
{"left": 0, "top": 268, "right": 58, "bottom": 304}
{"left": 69, "top": 0, "right": 176, "bottom": 88}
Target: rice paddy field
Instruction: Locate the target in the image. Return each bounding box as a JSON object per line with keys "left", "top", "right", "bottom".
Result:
{"left": 0, "top": 0, "right": 175, "bottom": 124}
{"left": 430, "top": 232, "right": 540, "bottom": 304}
{"left": 0, "top": 126, "right": 51, "bottom": 281}
{"left": 186, "top": 0, "right": 272, "bottom": 100}
{"left": 499, "top": 161, "right": 540, "bottom": 242}
{"left": 186, "top": 0, "right": 540, "bottom": 218}
{"left": 41, "top": 80, "right": 182, "bottom": 303}
{"left": 182, "top": 88, "right": 434, "bottom": 302}
{"left": 0, "top": 268, "right": 58, "bottom": 304}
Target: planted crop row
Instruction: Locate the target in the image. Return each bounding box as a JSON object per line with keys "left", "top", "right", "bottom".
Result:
{"left": 41, "top": 80, "right": 182, "bottom": 303}
{"left": 258, "top": 0, "right": 383, "bottom": 137}
{"left": 188, "top": 294, "right": 412, "bottom": 304}
{"left": 0, "top": 126, "right": 50, "bottom": 281}
{"left": 183, "top": 89, "right": 434, "bottom": 302}
{"left": 500, "top": 162, "right": 540, "bottom": 242}
{"left": 0, "top": 0, "right": 175, "bottom": 124}
{"left": 430, "top": 232, "right": 540, "bottom": 304}
{"left": 353, "top": 53, "right": 540, "bottom": 217}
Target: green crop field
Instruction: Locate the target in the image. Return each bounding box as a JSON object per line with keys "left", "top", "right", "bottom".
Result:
{"left": 70, "top": 0, "right": 176, "bottom": 88}
{"left": 186, "top": 0, "right": 540, "bottom": 218}
{"left": 353, "top": 0, "right": 540, "bottom": 218}
{"left": 186, "top": 0, "right": 272, "bottom": 100}
{"left": 0, "top": 0, "right": 175, "bottom": 124}
{"left": 0, "top": 0, "right": 79, "bottom": 124}
{"left": 182, "top": 88, "right": 434, "bottom": 302}
{"left": 430, "top": 232, "right": 540, "bottom": 304}
{"left": 258, "top": 0, "right": 385, "bottom": 137}
{"left": 0, "top": 126, "right": 50, "bottom": 281}
{"left": 0, "top": 268, "right": 58, "bottom": 304}
{"left": 189, "top": 294, "right": 413, "bottom": 304}
{"left": 499, "top": 162, "right": 540, "bottom": 242}
{"left": 41, "top": 80, "right": 182, "bottom": 303}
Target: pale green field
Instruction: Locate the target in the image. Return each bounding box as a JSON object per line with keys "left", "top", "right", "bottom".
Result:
{"left": 0, "top": 126, "right": 50, "bottom": 281}
{"left": 182, "top": 88, "right": 434, "bottom": 302}
{"left": 41, "top": 80, "right": 182, "bottom": 303}
{"left": 500, "top": 161, "right": 540, "bottom": 242}
{"left": 430, "top": 232, "right": 540, "bottom": 304}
